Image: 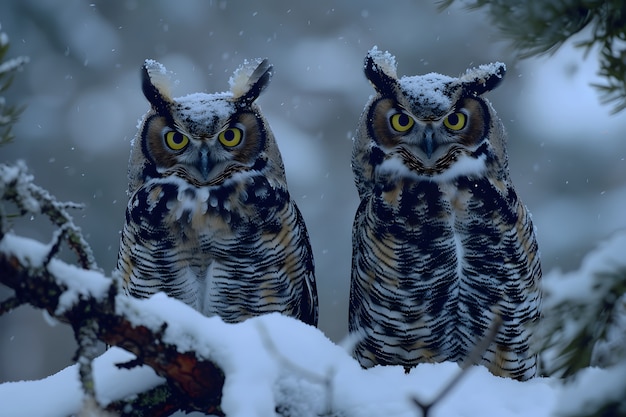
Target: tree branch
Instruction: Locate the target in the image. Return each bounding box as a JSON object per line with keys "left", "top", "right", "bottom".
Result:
{"left": 0, "top": 161, "right": 98, "bottom": 270}
{"left": 0, "top": 237, "right": 225, "bottom": 416}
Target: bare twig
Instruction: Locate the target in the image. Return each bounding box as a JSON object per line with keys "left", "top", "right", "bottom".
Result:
{"left": 257, "top": 321, "right": 329, "bottom": 385}
{"left": 256, "top": 321, "right": 336, "bottom": 416}
{"left": 75, "top": 320, "right": 99, "bottom": 408}
{"left": 0, "top": 162, "right": 98, "bottom": 271}
{"left": 411, "top": 316, "right": 503, "bottom": 417}
{"left": 43, "top": 224, "right": 69, "bottom": 267}
{"left": 0, "top": 295, "right": 24, "bottom": 314}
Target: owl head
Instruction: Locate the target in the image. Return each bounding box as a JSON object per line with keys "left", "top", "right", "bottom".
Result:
{"left": 127, "top": 58, "right": 285, "bottom": 195}
{"left": 353, "top": 46, "right": 509, "bottom": 198}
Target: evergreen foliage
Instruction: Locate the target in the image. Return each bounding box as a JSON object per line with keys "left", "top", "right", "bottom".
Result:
{"left": 440, "top": 0, "right": 626, "bottom": 112}
{"left": 0, "top": 26, "right": 28, "bottom": 146}
{"left": 539, "top": 234, "right": 626, "bottom": 417}
{"left": 541, "top": 267, "right": 626, "bottom": 377}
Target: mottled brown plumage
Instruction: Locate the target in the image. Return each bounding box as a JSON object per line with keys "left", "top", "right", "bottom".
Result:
{"left": 116, "top": 59, "right": 318, "bottom": 326}
{"left": 349, "top": 47, "right": 541, "bottom": 380}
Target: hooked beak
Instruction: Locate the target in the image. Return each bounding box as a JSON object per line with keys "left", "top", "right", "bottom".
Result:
{"left": 197, "top": 147, "right": 210, "bottom": 180}
{"left": 420, "top": 126, "right": 435, "bottom": 159}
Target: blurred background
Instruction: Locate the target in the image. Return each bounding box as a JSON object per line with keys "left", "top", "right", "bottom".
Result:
{"left": 0, "top": 0, "right": 624, "bottom": 383}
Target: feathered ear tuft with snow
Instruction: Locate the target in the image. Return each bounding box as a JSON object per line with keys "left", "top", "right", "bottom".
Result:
{"left": 141, "top": 59, "right": 173, "bottom": 115}
{"left": 364, "top": 46, "right": 399, "bottom": 97}
{"left": 229, "top": 58, "right": 273, "bottom": 107}
{"left": 461, "top": 62, "right": 506, "bottom": 96}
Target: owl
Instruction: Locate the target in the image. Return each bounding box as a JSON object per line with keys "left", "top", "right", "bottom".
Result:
{"left": 348, "top": 47, "right": 541, "bottom": 380}
{"left": 116, "top": 58, "right": 318, "bottom": 326}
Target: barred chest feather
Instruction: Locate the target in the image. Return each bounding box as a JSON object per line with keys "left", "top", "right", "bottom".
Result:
{"left": 128, "top": 173, "right": 288, "bottom": 241}
{"left": 123, "top": 173, "right": 301, "bottom": 320}
{"left": 355, "top": 174, "right": 531, "bottom": 361}
{"left": 372, "top": 175, "right": 519, "bottom": 242}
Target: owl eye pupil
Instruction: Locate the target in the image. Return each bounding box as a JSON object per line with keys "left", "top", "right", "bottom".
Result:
{"left": 172, "top": 133, "right": 184, "bottom": 144}
{"left": 223, "top": 130, "right": 235, "bottom": 141}
{"left": 447, "top": 114, "right": 459, "bottom": 125}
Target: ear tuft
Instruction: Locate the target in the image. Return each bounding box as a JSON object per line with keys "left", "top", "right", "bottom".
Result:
{"left": 230, "top": 58, "right": 273, "bottom": 106}
{"left": 364, "top": 46, "right": 399, "bottom": 96}
{"left": 141, "top": 59, "right": 173, "bottom": 114}
{"left": 461, "top": 62, "right": 506, "bottom": 96}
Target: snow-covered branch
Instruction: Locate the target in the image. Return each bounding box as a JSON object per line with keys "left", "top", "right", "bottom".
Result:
{"left": 0, "top": 232, "right": 227, "bottom": 415}
{"left": 540, "top": 232, "right": 626, "bottom": 377}
{"left": 0, "top": 26, "right": 28, "bottom": 145}
{"left": 0, "top": 161, "right": 226, "bottom": 415}
{"left": 0, "top": 161, "right": 97, "bottom": 270}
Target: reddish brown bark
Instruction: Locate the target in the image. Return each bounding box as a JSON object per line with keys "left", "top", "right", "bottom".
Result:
{"left": 0, "top": 249, "right": 225, "bottom": 416}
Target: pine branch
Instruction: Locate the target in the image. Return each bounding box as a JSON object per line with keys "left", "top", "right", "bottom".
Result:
{"left": 440, "top": 0, "right": 626, "bottom": 113}
{"left": 540, "top": 241, "right": 626, "bottom": 377}
{"left": 410, "top": 316, "right": 503, "bottom": 417}
{"left": 0, "top": 26, "right": 29, "bottom": 146}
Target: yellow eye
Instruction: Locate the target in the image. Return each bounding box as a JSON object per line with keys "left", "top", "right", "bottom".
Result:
{"left": 218, "top": 127, "right": 243, "bottom": 147}
{"left": 164, "top": 131, "right": 189, "bottom": 151}
{"left": 389, "top": 112, "right": 415, "bottom": 133}
{"left": 443, "top": 112, "right": 467, "bottom": 131}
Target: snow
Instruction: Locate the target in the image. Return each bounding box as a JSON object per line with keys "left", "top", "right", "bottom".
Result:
{"left": 542, "top": 231, "right": 626, "bottom": 308}
{"left": 0, "top": 231, "right": 49, "bottom": 267}
{"left": 460, "top": 62, "right": 505, "bottom": 87}
{"left": 399, "top": 72, "right": 457, "bottom": 112}
{"left": 0, "top": 233, "right": 111, "bottom": 315}
{"left": 229, "top": 58, "right": 266, "bottom": 98}
{"left": 2, "top": 205, "right": 618, "bottom": 417}
{"left": 540, "top": 231, "right": 626, "bottom": 376}
{"left": 0, "top": 24, "right": 28, "bottom": 73}
{"left": 0, "top": 263, "right": 621, "bottom": 416}
{"left": 398, "top": 63, "right": 504, "bottom": 114}
{"left": 0, "top": 347, "right": 163, "bottom": 417}
{"left": 558, "top": 363, "right": 626, "bottom": 416}
{"left": 0, "top": 56, "right": 29, "bottom": 75}
{"left": 172, "top": 92, "right": 235, "bottom": 128}
{"left": 144, "top": 59, "right": 172, "bottom": 99}
{"left": 50, "top": 257, "right": 111, "bottom": 315}
{"left": 0, "top": 161, "right": 40, "bottom": 214}
{"left": 0, "top": 295, "right": 570, "bottom": 417}
{"left": 367, "top": 46, "right": 398, "bottom": 79}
